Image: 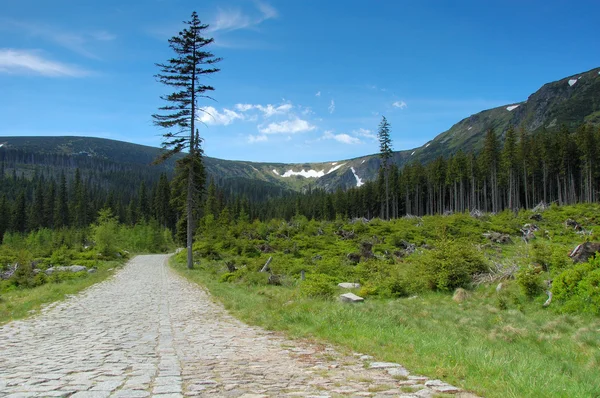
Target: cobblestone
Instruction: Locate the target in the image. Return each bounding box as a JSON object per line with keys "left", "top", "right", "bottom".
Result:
{"left": 0, "top": 255, "right": 478, "bottom": 397}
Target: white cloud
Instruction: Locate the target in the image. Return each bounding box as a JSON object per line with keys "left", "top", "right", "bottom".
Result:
{"left": 3, "top": 20, "right": 115, "bottom": 59}
{"left": 247, "top": 134, "right": 268, "bottom": 143}
{"left": 393, "top": 100, "right": 407, "bottom": 109}
{"left": 0, "top": 49, "right": 88, "bottom": 77}
{"left": 354, "top": 128, "right": 377, "bottom": 140}
{"left": 323, "top": 130, "right": 361, "bottom": 145}
{"left": 315, "top": 91, "right": 321, "bottom": 97}
{"left": 198, "top": 106, "right": 244, "bottom": 125}
{"left": 209, "top": 1, "right": 277, "bottom": 33}
{"left": 328, "top": 99, "right": 335, "bottom": 114}
{"left": 234, "top": 103, "right": 292, "bottom": 118}
{"left": 259, "top": 119, "right": 316, "bottom": 134}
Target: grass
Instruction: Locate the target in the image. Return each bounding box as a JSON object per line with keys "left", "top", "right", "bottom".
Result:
{"left": 0, "top": 260, "right": 122, "bottom": 325}
{"left": 172, "top": 258, "right": 600, "bottom": 398}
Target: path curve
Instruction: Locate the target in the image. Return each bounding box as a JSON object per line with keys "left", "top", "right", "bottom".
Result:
{"left": 0, "top": 255, "right": 477, "bottom": 398}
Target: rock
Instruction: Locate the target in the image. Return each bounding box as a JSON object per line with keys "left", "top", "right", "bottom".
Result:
{"left": 88, "top": 268, "right": 97, "bottom": 274}
{"left": 338, "top": 282, "right": 361, "bottom": 289}
{"left": 496, "top": 283, "right": 503, "bottom": 293}
{"left": 452, "top": 288, "right": 468, "bottom": 303}
{"left": 532, "top": 201, "right": 549, "bottom": 212}
{"left": 569, "top": 242, "right": 600, "bottom": 263}
{"left": 425, "top": 379, "right": 460, "bottom": 393}
{"left": 387, "top": 367, "right": 409, "bottom": 377}
{"left": 340, "top": 293, "right": 364, "bottom": 303}
{"left": 483, "top": 231, "right": 512, "bottom": 244}
{"left": 368, "top": 362, "right": 401, "bottom": 369}
{"left": 46, "top": 265, "right": 87, "bottom": 275}
{"left": 312, "top": 255, "right": 322, "bottom": 261}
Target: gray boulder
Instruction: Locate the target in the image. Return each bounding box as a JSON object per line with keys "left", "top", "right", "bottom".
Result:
{"left": 340, "top": 293, "right": 364, "bottom": 303}
{"left": 45, "top": 265, "right": 87, "bottom": 275}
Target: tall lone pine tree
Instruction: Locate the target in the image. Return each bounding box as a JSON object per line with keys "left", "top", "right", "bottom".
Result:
{"left": 377, "top": 116, "right": 393, "bottom": 220}
{"left": 152, "top": 11, "right": 221, "bottom": 269}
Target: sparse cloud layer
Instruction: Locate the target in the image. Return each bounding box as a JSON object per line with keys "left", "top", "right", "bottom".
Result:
{"left": 0, "top": 49, "right": 88, "bottom": 77}
{"left": 328, "top": 99, "right": 335, "bottom": 114}
{"left": 393, "top": 100, "right": 407, "bottom": 109}
{"left": 209, "top": 1, "right": 277, "bottom": 33}
{"left": 259, "top": 119, "right": 315, "bottom": 134}
{"left": 199, "top": 106, "right": 244, "bottom": 126}
{"left": 2, "top": 20, "right": 115, "bottom": 59}
{"left": 322, "top": 130, "right": 362, "bottom": 145}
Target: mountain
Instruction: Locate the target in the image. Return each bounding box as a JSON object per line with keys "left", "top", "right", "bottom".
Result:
{"left": 1, "top": 67, "right": 599, "bottom": 192}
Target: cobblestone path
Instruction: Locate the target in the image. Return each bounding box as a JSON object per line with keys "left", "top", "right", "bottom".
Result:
{"left": 0, "top": 255, "right": 478, "bottom": 398}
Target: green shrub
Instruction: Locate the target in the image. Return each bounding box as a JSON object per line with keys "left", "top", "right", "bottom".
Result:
{"left": 532, "top": 242, "right": 552, "bottom": 270}
{"left": 241, "top": 271, "right": 269, "bottom": 286}
{"left": 553, "top": 257, "right": 600, "bottom": 314}
{"left": 50, "top": 245, "right": 74, "bottom": 266}
{"left": 413, "top": 240, "right": 486, "bottom": 291}
{"left": 195, "top": 241, "right": 221, "bottom": 260}
{"left": 31, "top": 272, "right": 49, "bottom": 287}
{"left": 92, "top": 209, "right": 120, "bottom": 257}
{"left": 219, "top": 272, "right": 238, "bottom": 283}
{"left": 516, "top": 264, "right": 544, "bottom": 298}
{"left": 299, "top": 273, "right": 336, "bottom": 298}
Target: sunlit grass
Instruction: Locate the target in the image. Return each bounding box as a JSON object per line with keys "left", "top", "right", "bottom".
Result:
{"left": 0, "top": 260, "right": 121, "bottom": 325}
{"left": 172, "top": 258, "right": 600, "bottom": 398}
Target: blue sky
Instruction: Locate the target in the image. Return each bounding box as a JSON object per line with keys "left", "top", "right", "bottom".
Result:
{"left": 1, "top": 0, "right": 599, "bottom": 163}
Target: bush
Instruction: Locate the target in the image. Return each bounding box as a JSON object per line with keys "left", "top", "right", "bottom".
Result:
{"left": 92, "top": 209, "right": 120, "bottom": 257}
{"left": 553, "top": 257, "right": 600, "bottom": 314}
{"left": 241, "top": 271, "right": 269, "bottom": 286}
{"left": 219, "top": 272, "right": 238, "bottom": 283}
{"left": 299, "top": 273, "right": 336, "bottom": 298}
{"left": 413, "top": 240, "right": 486, "bottom": 291}
{"left": 516, "top": 264, "right": 544, "bottom": 298}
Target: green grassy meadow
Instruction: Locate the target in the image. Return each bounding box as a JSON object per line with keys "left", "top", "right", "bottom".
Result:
{"left": 173, "top": 203, "right": 600, "bottom": 398}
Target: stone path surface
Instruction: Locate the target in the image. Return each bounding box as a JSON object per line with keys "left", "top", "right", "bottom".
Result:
{"left": 0, "top": 255, "right": 479, "bottom": 398}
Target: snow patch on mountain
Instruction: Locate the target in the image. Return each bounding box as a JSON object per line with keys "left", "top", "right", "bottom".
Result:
{"left": 331, "top": 162, "right": 337, "bottom": 165}
{"left": 506, "top": 105, "right": 520, "bottom": 111}
{"left": 281, "top": 169, "right": 325, "bottom": 178}
{"left": 327, "top": 163, "right": 345, "bottom": 174}
{"left": 272, "top": 169, "right": 280, "bottom": 176}
{"left": 351, "top": 167, "right": 364, "bottom": 187}
{"left": 425, "top": 143, "right": 430, "bottom": 148}
{"left": 361, "top": 159, "right": 366, "bottom": 164}
{"left": 411, "top": 151, "right": 415, "bottom": 156}
{"left": 568, "top": 79, "right": 578, "bottom": 87}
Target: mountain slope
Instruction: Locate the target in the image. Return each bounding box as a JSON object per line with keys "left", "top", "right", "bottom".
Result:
{"left": 2, "top": 66, "right": 599, "bottom": 192}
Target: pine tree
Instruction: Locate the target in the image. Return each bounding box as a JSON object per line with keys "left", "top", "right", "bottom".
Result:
{"left": 28, "top": 179, "right": 44, "bottom": 231}
{"left": 54, "top": 173, "right": 69, "bottom": 228}
{"left": 152, "top": 11, "right": 221, "bottom": 269}
{"left": 12, "top": 190, "right": 27, "bottom": 233}
{"left": 482, "top": 128, "right": 500, "bottom": 212}
{"left": 377, "top": 116, "right": 393, "bottom": 220}
{"left": 205, "top": 178, "right": 218, "bottom": 218}
{"left": 0, "top": 194, "right": 9, "bottom": 242}
{"left": 501, "top": 126, "right": 518, "bottom": 211}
